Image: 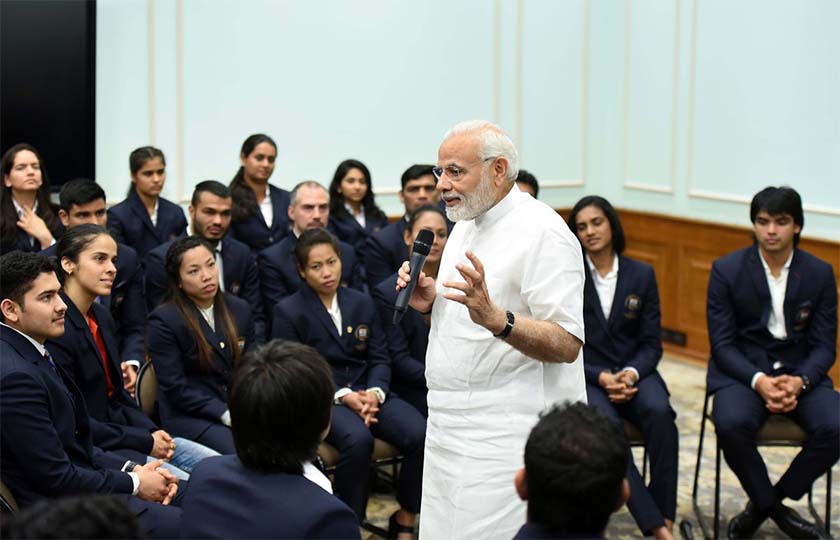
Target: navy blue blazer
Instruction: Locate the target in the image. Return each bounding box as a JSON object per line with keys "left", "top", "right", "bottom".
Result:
{"left": 46, "top": 295, "right": 157, "bottom": 455}
{"left": 42, "top": 241, "right": 146, "bottom": 361}
{"left": 145, "top": 236, "right": 266, "bottom": 343}
{"left": 582, "top": 256, "right": 664, "bottom": 386}
{"left": 706, "top": 245, "right": 838, "bottom": 393}
{"left": 328, "top": 209, "right": 389, "bottom": 262}
{"left": 364, "top": 217, "right": 409, "bottom": 288}
{"left": 180, "top": 455, "right": 360, "bottom": 539}
{"left": 514, "top": 522, "right": 603, "bottom": 539}
{"left": 257, "top": 235, "right": 366, "bottom": 323}
{"left": 147, "top": 294, "right": 254, "bottom": 441}
{"left": 228, "top": 184, "right": 291, "bottom": 253}
{"left": 371, "top": 273, "right": 428, "bottom": 393}
{"left": 107, "top": 189, "right": 187, "bottom": 257}
{"left": 0, "top": 326, "right": 134, "bottom": 507}
{"left": 0, "top": 221, "right": 65, "bottom": 256}
{"left": 271, "top": 285, "right": 391, "bottom": 392}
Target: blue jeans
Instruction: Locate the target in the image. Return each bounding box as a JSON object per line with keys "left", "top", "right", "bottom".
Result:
{"left": 145, "top": 437, "right": 219, "bottom": 480}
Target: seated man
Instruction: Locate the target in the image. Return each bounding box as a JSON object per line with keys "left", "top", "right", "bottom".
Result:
{"left": 363, "top": 164, "right": 440, "bottom": 288}
{"left": 515, "top": 169, "right": 539, "bottom": 199}
{"left": 180, "top": 340, "right": 360, "bottom": 539}
{"left": 257, "top": 180, "right": 365, "bottom": 323}
{"left": 513, "top": 402, "right": 629, "bottom": 539}
{"left": 707, "top": 186, "right": 838, "bottom": 540}
{"left": 43, "top": 179, "right": 146, "bottom": 393}
{"left": 145, "top": 180, "right": 265, "bottom": 342}
{"left": 0, "top": 251, "right": 181, "bottom": 539}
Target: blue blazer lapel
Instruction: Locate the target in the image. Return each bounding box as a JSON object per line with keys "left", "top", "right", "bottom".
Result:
{"left": 747, "top": 246, "right": 772, "bottom": 326}
{"left": 584, "top": 273, "right": 609, "bottom": 333}
{"left": 782, "top": 249, "right": 802, "bottom": 336}
{"left": 607, "top": 263, "right": 628, "bottom": 329}
{"left": 302, "top": 285, "right": 343, "bottom": 346}
{"left": 64, "top": 298, "right": 108, "bottom": 373}
{"left": 128, "top": 190, "right": 160, "bottom": 241}
{"left": 269, "top": 188, "right": 286, "bottom": 232}
{"left": 189, "top": 302, "right": 230, "bottom": 365}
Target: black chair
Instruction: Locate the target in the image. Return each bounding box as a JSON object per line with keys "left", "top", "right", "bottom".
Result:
{"left": 0, "top": 479, "right": 18, "bottom": 514}
{"left": 134, "top": 361, "right": 158, "bottom": 419}
{"left": 691, "top": 391, "right": 832, "bottom": 539}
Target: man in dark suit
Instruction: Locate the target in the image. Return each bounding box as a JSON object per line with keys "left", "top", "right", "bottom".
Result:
{"left": 513, "top": 402, "right": 629, "bottom": 540}
{"left": 0, "top": 251, "right": 181, "bottom": 539}
{"left": 145, "top": 181, "right": 266, "bottom": 343}
{"left": 180, "top": 339, "right": 360, "bottom": 539}
{"left": 43, "top": 179, "right": 146, "bottom": 394}
{"left": 363, "top": 164, "right": 439, "bottom": 288}
{"left": 258, "top": 181, "right": 365, "bottom": 323}
{"left": 707, "top": 186, "right": 838, "bottom": 540}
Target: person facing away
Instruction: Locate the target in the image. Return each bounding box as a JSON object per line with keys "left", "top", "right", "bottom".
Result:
{"left": 396, "top": 119, "right": 587, "bottom": 539}
{"left": 0, "top": 143, "right": 64, "bottom": 255}
{"left": 513, "top": 402, "right": 630, "bottom": 540}
{"left": 106, "top": 146, "right": 188, "bottom": 257}
{"left": 364, "top": 164, "right": 441, "bottom": 288}
{"left": 144, "top": 180, "right": 266, "bottom": 342}
{"left": 180, "top": 339, "right": 360, "bottom": 539}
{"left": 706, "top": 186, "right": 837, "bottom": 540}
{"left": 0, "top": 251, "right": 181, "bottom": 539}
{"left": 567, "top": 195, "right": 678, "bottom": 540}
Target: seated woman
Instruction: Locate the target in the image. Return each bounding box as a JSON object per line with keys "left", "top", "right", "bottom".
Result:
{"left": 271, "top": 228, "right": 424, "bottom": 538}
{"left": 228, "top": 134, "right": 291, "bottom": 252}
{"left": 46, "top": 225, "right": 218, "bottom": 478}
{"left": 180, "top": 340, "right": 361, "bottom": 540}
{"left": 371, "top": 206, "right": 449, "bottom": 417}
{"left": 147, "top": 235, "right": 255, "bottom": 455}
{"left": 107, "top": 146, "right": 187, "bottom": 257}
{"left": 327, "top": 159, "right": 388, "bottom": 261}
{"left": 567, "top": 196, "right": 678, "bottom": 540}
{"left": 0, "top": 143, "right": 63, "bottom": 255}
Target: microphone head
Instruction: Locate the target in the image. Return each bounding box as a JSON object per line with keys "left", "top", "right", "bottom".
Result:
{"left": 412, "top": 229, "right": 435, "bottom": 256}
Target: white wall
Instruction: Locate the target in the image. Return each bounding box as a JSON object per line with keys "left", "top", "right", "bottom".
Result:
{"left": 97, "top": 0, "right": 840, "bottom": 240}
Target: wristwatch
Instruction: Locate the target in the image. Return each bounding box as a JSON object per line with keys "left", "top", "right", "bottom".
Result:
{"left": 493, "top": 310, "right": 515, "bottom": 339}
{"left": 799, "top": 375, "right": 811, "bottom": 393}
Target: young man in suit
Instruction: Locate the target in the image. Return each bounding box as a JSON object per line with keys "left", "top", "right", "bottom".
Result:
{"left": 180, "top": 339, "right": 360, "bottom": 539}
{"left": 145, "top": 181, "right": 266, "bottom": 343}
{"left": 513, "top": 402, "right": 629, "bottom": 539}
{"left": 363, "top": 164, "right": 439, "bottom": 288}
{"left": 0, "top": 251, "right": 181, "bottom": 539}
{"left": 257, "top": 181, "right": 365, "bottom": 323}
{"left": 42, "top": 179, "right": 146, "bottom": 394}
{"left": 707, "top": 186, "right": 838, "bottom": 539}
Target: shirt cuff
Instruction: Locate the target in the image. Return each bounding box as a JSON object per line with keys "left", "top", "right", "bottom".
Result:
{"left": 124, "top": 360, "right": 141, "bottom": 370}
{"left": 128, "top": 472, "right": 140, "bottom": 495}
{"left": 620, "top": 367, "right": 640, "bottom": 384}
{"left": 334, "top": 387, "right": 352, "bottom": 404}
{"left": 366, "top": 387, "right": 386, "bottom": 404}
{"left": 220, "top": 410, "right": 231, "bottom": 427}
{"left": 750, "top": 372, "right": 766, "bottom": 390}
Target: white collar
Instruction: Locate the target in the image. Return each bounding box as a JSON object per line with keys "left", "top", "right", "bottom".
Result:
{"left": 585, "top": 253, "right": 619, "bottom": 278}
{"left": 11, "top": 197, "right": 38, "bottom": 218}
{"left": 474, "top": 183, "right": 520, "bottom": 229}
{"left": 759, "top": 249, "right": 794, "bottom": 276}
{"left": 344, "top": 202, "right": 363, "bottom": 217}
{"left": 0, "top": 322, "right": 47, "bottom": 356}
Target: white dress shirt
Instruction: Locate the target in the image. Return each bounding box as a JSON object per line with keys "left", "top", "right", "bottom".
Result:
{"left": 259, "top": 186, "right": 273, "bottom": 227}
{"left": 149, "top": 199, "right": 160, "bottom": 227}
{"left": 344, "top": 203, "right": 366, "bottom": 228}
{"left": 750, "top": 251, "right": 794, "bottom": 389}
{"left": 215, "top": 241, "right": 225, "bottom": 292}
{"left": 586, "top": 253, "right": 619, "bottom": 320}
{"left": 11, "top": 198, "right": 54, "bottom": 247}
{"left": 421, "top": 184, "right": 587, "bottom": 540}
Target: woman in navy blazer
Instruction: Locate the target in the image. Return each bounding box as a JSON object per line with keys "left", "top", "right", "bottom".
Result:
{"left": 327, "top": 159, "right": 388, "bottom": 262}
{"left": 372, "top": 206, "right": 449, "bottom": 418}
{"left": 228, "top": 134, "right": 291, "bottom": 252}
{"left": 106, "top": 146, "right": 187, "bottom": 257}
{"left": 270, "top": 228, "right": 424, "bottom": 535}
{"left": 0, "top": 143, "right": 63, "bottom": 255}
{"left": 45, "top": 225, "right": 218, "bottom": 478}
{"left": 147, "top": 235, "right": 255, "bottom": 455}
{"left": 568, "top": 196, "right": 677, "bottom": 540}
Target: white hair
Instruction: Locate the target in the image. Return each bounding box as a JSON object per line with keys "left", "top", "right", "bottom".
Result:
{"left": 443, "top": 120, "right": 520, "bottom": 182}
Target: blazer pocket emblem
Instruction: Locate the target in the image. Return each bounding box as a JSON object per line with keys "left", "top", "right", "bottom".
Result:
{"left": 624, "top": 294, "right": 642, "bottom": 319}
{"left": 353, "top": 324, "right": 370, "bottom": 351}
{"left": 111, "top": 292, "right": 125, "bottom": 310}
{"left": 793, "top": 302, "right": 813, "bottom": 331}
{"left": 230, "top": 281, "right": 241, "bottom": 295}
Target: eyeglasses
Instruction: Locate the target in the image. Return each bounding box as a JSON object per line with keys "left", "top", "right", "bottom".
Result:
{"left": 432, "top": 156, "right": 498, "bottom": 181}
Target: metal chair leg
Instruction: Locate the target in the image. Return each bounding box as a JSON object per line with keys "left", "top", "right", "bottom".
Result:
{"left": 693, "top": 393, "right": 712, "bottom": 539}
{"left": 714, "top": 442, "right": 721, "bottom": 540}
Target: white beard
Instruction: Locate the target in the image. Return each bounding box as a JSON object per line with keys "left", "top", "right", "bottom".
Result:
{"left": 444, "top": 171, "right": 497, "bottom": 222}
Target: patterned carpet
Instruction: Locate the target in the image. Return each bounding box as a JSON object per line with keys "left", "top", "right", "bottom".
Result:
{"left": 363, "top": 356, "right": 839, "bottom": 539}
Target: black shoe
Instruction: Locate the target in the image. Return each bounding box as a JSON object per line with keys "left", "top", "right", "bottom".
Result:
{"left": 387, "top": 511, "right": 415, "bottom": 539}
{"left": 728, "top": 502, "right": 767, "bottom": 539}
{"left": 769, "top": 504, "right": 830, "bottom": 539}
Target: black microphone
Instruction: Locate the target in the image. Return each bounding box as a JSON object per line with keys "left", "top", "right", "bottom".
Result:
{"left": 393, "top": 229, "right": 435, "bottom": 324}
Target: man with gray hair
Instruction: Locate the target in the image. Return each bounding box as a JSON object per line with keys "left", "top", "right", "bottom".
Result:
{"left": 397, "top": 120, "right": 587, "bottom": 539}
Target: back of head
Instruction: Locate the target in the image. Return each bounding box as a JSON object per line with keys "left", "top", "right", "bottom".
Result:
{"left": 443, "top": 120, "right": 520, "bottom": 181}
{"left": 750, "top": 186, "right": 804, "bottom": 246}
{"left": 525, "top": 402, "right": 628, "bottom": 536}
{"left": 1, "top": 495, "right": 142, "bottom": 539}
{"left": 230, "top": 339, "right": 334, "bottom": 474}
{"left": 516, "top": 169, "right": 539, "bottom": 199}
{"left": 0, "top": 251, "right": 58, "bottom": 323}
{"left": 59, "top": 179, "right": 106, "bottom": 212}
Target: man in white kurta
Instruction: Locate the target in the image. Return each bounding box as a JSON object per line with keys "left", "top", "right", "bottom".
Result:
{"left": 402, "top": 121, "right": 587, "bottom": 539}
